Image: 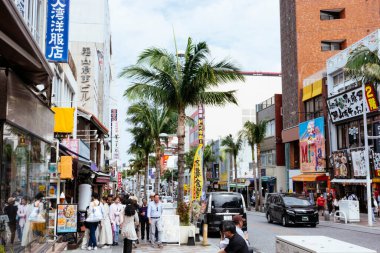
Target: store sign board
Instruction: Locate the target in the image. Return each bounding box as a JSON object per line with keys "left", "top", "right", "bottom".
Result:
{"left": 57, "top": 204, "right": 77, "bottom": 234}
{"left": 364, "top": 83, "right": 379, "bottom": 112}
{"left": 373, "top": 152, "right": 380, "bottom": 177}
{"left": 299, "top": 117, "right": 326, "bottom": 173}
{"left": 327, "top": 87, "right": 364, "bottom": 123}
{"left": 331, "top": 151, "right": 349, "bottom": 178}
{"left": 351, "top": 149, "right": 367, "bottom": 177}
{"left": 45, "top": 0, "right": 70, "bottom": 62}
{"left": 61, "top": 139, "right": 79, "bottom": 159}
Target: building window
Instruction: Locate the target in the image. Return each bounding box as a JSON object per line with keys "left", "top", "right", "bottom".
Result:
{"left": 265, "top": 120, "right": 275, "bottom": 137}
{"left": 260, "top": 150, "right": 276, "bottom": 167}
{"left": 337, "top": 118, "right": 378, "bottom": 149}
{"left": 320, "top": 9, "right": 345, "bottom": 20}
{"left": 321, "top": 40, "right": 346, "bottom": 51}
{"left": 304, "top": 95, "right": 323, "bottom": 121}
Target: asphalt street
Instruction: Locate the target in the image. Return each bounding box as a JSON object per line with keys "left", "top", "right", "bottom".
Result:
{"left": 208, "top": 211, "right": 380, "bottom": 253}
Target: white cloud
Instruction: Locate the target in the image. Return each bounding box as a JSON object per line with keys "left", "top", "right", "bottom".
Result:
{"left": 109, "top": 0, "right": 281, "bottom": 163}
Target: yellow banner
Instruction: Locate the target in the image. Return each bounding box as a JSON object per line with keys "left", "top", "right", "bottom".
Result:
{"left": 59, "top": 156, "right": 73, "bottom": 179}
{"left": 190, "top": 144, "right": 203, "bottom": 201}
{"left": 52, "top": 107, "right": 75, "bottom": 133}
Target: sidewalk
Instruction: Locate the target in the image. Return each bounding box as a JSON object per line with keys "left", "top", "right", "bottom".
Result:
{"left": 67, "top": 241, "right": 219, "bottom": 253}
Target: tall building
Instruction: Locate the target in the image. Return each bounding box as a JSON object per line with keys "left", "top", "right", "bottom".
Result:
{"left": 280, "top": 0, "right": 380, "bottom": 191}
{"left": 70, "top": 0, "right": 112, "bottom": 129}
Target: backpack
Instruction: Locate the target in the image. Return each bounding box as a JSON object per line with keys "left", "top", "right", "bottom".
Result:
{"left": 86, "top": 203, "right": 103, "bottom": 222}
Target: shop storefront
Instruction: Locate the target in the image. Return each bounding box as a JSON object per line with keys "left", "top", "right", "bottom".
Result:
{"left": 327, "top": 86, "right": 380, "bottom": 212}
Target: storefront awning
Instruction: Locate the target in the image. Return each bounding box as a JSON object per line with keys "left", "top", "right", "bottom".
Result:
{"left": 292, "top": 173, "right": 328, "bottom": 182}
{"left": 331, "top": 178, "right": 369, "bottom": 184}
{"left": 302, "top": 84, "right": 313, "bottom": 101}
{"left": 311, "top": 79, "right": 323, "bottom": 97}
{"left": 0, "top": 0, "right": 53, "bottom": 85}
{"left": 77, "top": 107, "right": 109, "bottom": 134}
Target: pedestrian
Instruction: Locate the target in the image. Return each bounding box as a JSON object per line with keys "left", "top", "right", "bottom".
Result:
{"left": 333, "top": 195, "right": 339, "bottom": 213}
{"left": 85, "top": 192, "right": 103, "bottom": 250}
{"left": 218, "top": 221, "right": 249, "bottom": 253}
{"left": 377, "top": 194, "right": 380, "bottom": 217}
{"left": 232, "top": 215, "right": 249, "bottom": 246}
{"left": 139, "top": 199, "right": 149, "bottom": 242}
{"left": 21, "top": 197, "right": 34, "bottom": 247}
{"left": 326, "top": 193, "right": 333, "bottom": 214}
{"left": 148, "top": 192, "right": 158, "bottom": 241}
{"left": 99, "top": 196, "right": 113, "bottom": 248}
{"left": 121, "top": 199, "right": 139, "bottom": 253}
{"left": 371, "top": 193, "right": 378, "bottom": 223}
{"left": 17, "top": 196, "right": 28, "bottom": 242}
{"left": 110, "top": 196, "right": 123, "bottom": 246}
{"left": 147, "top": 194, "right": 163, "bottom": 248}
{"left": 4, "top": 197, "right": 18, "bottom": 244}
{"left": 316, "top": 194, "right": 325, "bottom": 216}
{"left": 129, "top": 196, "right": 140, "bottom": 246}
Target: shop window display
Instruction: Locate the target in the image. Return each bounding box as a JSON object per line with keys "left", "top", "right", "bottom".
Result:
{"left": 1, "top": 124, "right": 49, "bottom": 208}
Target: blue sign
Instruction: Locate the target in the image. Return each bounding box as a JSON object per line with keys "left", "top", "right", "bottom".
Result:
{"left": 45, "top": 0, "right": 70, "bottom": 62}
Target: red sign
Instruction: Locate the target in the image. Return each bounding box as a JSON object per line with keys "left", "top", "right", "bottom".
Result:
{"left": 117, "top": 172, "right": 122, "bottom": 189}
{"left": 365, "top": 83, "right": 379, "bottom": 112}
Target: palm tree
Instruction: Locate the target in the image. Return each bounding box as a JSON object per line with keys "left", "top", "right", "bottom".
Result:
{"left": 127, "top": 101, "right": 177, "bottom": 194}
{"left": 221, "top": 134, "right": 243, "bottom": 192}
{"left": 344, "top": 45, "right": 380, "bottom": 83}
{"left": 128, "top": 152, "right": 145, "bottom": 196}
{"left": 120, "top": 37, "right": 244, "bottom": 202}
{"left": 128, "top": 126, "right": 153, "bottom": 198}
{"left": 239, "top": 121, "right": 258, "bottom": 208}
{"left": 253, "top": 120, "right": 268, "bottom": 211}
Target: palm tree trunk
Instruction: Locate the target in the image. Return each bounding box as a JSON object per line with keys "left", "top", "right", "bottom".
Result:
{"left": 137, "top": 172, "right": 141, "bottom": 199}
{"left": 234, "top": 154, "right": 238, "bottom": 192}
{"left": 252, "top": 144, "right": 259, "bottom": 211}
{"left": 257, "top": 144, "right": 263, "bottom": 212}
{"left": 144, "top": 155, "right": 149, "bottom": 200}
{"left": 155, "top": 139, "right": 161, "bottom": 194}
{"left": 177, "top": 107, "right": 186, "bottom": 202}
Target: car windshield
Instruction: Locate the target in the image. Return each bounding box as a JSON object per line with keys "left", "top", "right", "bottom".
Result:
{"left": 283, "top": 197, "right": 311, "bottom": 206}
{"left": 212, "top": 194, "right": 243, "bottom": 208}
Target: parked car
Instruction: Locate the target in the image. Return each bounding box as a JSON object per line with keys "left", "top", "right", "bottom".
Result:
{"left": 162, "top": 196, "right": 173, "bottom": 203}
{"left": 198, "top": 192, "right": 247, "bottom": 234}
{"left": 266, "top": 193, "right": 318, "bottom": 227}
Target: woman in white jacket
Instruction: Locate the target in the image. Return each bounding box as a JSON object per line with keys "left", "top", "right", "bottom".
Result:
{"left": 99, "top": 196, "right": 113, "bottom": 248}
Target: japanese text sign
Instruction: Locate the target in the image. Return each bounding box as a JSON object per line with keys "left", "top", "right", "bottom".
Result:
{"left": 365, "top": 83, "right": 379, "bottom": 112}
{"left": 190, "top": 144, "right": 203, "bottom": 201}
{"left": 45, "top": 0, "right": 70, "bottom": 62}
{"left": 327, "top": 87, "right": 364, "bottom": 123}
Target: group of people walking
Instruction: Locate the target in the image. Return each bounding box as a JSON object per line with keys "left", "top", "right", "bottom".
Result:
{"left": 2, "top": 191, "right": 46, "bottom": 247}
{"left": 82, "top": 192, "right": 164, "bottom": 252}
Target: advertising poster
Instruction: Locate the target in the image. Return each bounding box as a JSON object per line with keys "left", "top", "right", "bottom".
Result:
{"left": 351, "top": 150, "right": 367, "bottom": 177}
{"left": 57, "top": 204, "right": 77, "bottom": 234}
{"left": 331, "top": 151, "right": 349, "bottom": 178}
{"left": 373, "top": 152, "right": 380, "bottom": 177}
{"left": 299, "top": 117, "right": 326, "bottom": 172}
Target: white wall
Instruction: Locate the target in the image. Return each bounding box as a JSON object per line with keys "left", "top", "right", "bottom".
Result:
{"left": 205, "top": 75, "right": 282, "bottom": 140}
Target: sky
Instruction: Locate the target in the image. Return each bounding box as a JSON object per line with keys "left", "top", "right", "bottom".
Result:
{"left": 108, "top": 0, "right": 281, "bottom": 165}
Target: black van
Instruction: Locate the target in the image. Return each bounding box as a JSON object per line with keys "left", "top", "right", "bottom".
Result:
{"left": 266, "top": 193, "right": 318, "bottom": 227}
{"left": 199, "top": 192, "right": 247, "bottom": 234}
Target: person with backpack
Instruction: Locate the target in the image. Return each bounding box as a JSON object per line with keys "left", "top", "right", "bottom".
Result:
{"left": 121, "top": 199, "right": 139, "bottom": 253}
{"left": 85, "top": 193, "right": 103, "bottom": 250}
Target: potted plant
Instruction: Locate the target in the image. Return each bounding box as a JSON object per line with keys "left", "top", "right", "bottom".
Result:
{"left": 177, "top": 201, "right": 195, "bottom": 244}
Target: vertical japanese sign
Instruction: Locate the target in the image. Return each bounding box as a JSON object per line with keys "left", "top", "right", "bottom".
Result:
{"left": 80, "top": 47, "right": 91, "bottom": 106}
{"left": 111, "top": 109, "right": 119, "bottom": 160}
{"left": 190, "top": 144, "right": 203, "bottom": 201}
{"left": 198, "top": 104, "right": 204, "bottom": 144}
{"left": 364, "top": 83, "right": 379, "bottom": 112}
{"left": 117, "top": 172, "right": 122, "bottom": 189}
{"left": 45, "top": 0, "right": 70, "bottom": 62}
{"left": 299, "top": 117, "right": 326, "bottom": 172}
